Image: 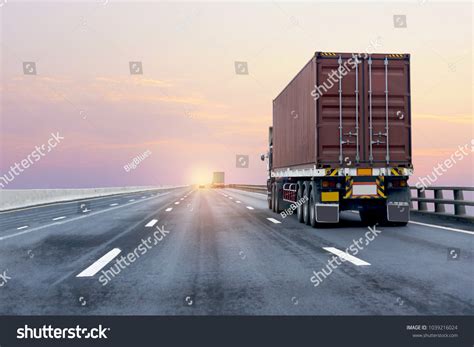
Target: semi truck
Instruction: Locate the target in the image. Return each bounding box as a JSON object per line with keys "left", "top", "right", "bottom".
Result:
{"left": 211, "top": 171, "right": 225, "bottom": 188}
{"left": 262, "top": 51, "right": 412, "bottom": 226}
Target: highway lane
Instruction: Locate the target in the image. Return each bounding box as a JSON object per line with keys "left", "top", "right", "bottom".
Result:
{"left": 0, "top": 187, "right": 472, "bottom": 315}
{"left": 0, "top": 189, "right": 177, "bottom": 236}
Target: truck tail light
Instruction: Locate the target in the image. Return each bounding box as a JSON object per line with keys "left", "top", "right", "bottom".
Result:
{"left": 322, "top": 180, "right": 336, "bottom": 188}
{"left": 390, "top": 179, "right": 407, "bottom": 188}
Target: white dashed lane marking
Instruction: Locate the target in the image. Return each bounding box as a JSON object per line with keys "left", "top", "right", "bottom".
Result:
{"left": 236, "top": 201, "right": 241, "bottom": 204}
{"left": 165, "top": 208, "right": 173, "bottom": 212}
{"left": 267, "top": 218, "right": 281, "bottom": 224}
{"left": 76, "top": 248, "right": 122, "bottom": 277}
{"left": 246, "top": 206, "right": 254, "bottom": 210}
{"left": 17, "top": 225, "right": 28, "bottom": 230}
{"left": 145, "top": 219, "right": 158, "bottom": 227}
{"left": 109, "top": 203, "right": 119, "bottom": 207}
{"left": 52, "top": 216, "right": 66, "bottom": 221}
{"left": 323, "top": 247, "right": 370, "bottom": 266}
{"left": 174, "top": 202, "right": 180, "bottom": 205}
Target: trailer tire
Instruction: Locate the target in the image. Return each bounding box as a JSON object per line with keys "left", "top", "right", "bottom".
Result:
{"left": 271, "top": 184, "right": 276, "bottom": 213}
{"left": 390, "top": 221, "right": 408, "bottom": 227}
{"left": 359, "top": 209, "right": 377, "bottom": 226}
{"left": 274, "top": 183, "right": 281, "bottom": 213}
{"left": 309, "top": 184, "right": 317, "bottom": 227}
{"left": 303, "top": 182, "right": 311, "bottom": 225}
{"left": 296, "top": 181, "right": 304, "bottom": 223}
{"left": 268, "top": 184, "right": 272, "bottom": 210}
{"left": 360, "top": 207, "right": 388, "bottom": 226}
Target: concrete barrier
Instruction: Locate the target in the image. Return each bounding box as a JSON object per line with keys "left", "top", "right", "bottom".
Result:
{"left": 0, "top": 186, "right": 186, "bottom": 212}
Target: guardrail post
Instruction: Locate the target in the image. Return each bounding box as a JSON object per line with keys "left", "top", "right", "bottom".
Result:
{"left": 434, "top": 189, "right": 446, "bottom": 213}
{"left": 453, "top": 189, "right": 466, "bottom": 216}
{"left": 417, "top": 188, "right": 428, "bottom": 211}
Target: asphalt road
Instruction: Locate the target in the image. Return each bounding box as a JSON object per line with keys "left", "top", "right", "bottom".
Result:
{"left": 0, "top": 187, "right": 472, "bottom": 315}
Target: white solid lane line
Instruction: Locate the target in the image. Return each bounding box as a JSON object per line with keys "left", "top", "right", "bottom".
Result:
{"left": 409, "top": 221, "right": 474, "bottom": 235}
{"left": 323, "top": 247, "right": 371, "bottom": 266}
{"left": 246, "top": 206, "right": 254, "bottom": 210}
{"left": 52, "top": 216, "right": 66, "bottom": 221}
{"left": 165, "top": 208, "right": 173, "bottom": 212}
{"left": 76, "top": 248, "right": 122, "bottom": 277}
{"left": 267, "top": 218, "right": 281, "bottom": 224}
{"left": 110, "top": 203, "right": 119, "bottom": 206}
{"left": 349, "top": 211, "right": 474, "bottom": 235}
{"left": 17, "top": 225, "right": 28, "bottom": 230}
{"left": 145, "top": 219, "right": 158, "bottom": 227}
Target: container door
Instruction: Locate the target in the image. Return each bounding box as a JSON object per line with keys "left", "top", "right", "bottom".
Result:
{"left": 362, "top": 55, "right": 411, "bottom": 166}
{"left": 316, "top": 53, "right": 363, "bottom": 167}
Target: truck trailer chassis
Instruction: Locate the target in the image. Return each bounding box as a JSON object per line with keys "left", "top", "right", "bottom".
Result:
{"left": 267, "top": 167, "right": 411, "bottom": 226}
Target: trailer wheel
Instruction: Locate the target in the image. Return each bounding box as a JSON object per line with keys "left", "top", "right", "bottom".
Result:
{"left": 274, "top": 183, "right": 281, "bottom": 213}
{"left": 390, "top": 221, "right": 408, "bottom": 227}
{"left": 271, "top": 184, "right": 276, "bottom": 213}
{"left": 309, "top": 185, "right": 317, "bottom": 227}
{"left": 268, "top": 184, "right": 273, "bottom": 210}
{"left": 359, "top": 209, "right": 377, "bottom": 225}
{"left": 360, "top": 207, "right": 388, "bottom": 226}
{"left": 296, "top": 181, "right": 304, "bottom": 223}
{"left": 303, "top": 182, "right": 311, "bottom": 225}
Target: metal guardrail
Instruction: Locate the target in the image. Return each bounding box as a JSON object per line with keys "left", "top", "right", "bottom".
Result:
{"left": 229, "top": 184, "right": 474, "bottom": 220}
{"left": 410, "top": 186, "right": 473, "bottom": 219}
{"left": 227, "top": 184, "right": 267, "bottom": 193}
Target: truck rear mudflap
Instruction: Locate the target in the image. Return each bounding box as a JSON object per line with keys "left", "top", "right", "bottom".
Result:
{"left": 387, "top": 202, "right": 410, "bottom": 222}
{"left": 315, "top": 203, "right": 339, "bottom": 223}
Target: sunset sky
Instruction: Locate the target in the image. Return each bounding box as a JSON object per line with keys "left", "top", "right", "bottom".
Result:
{"left": 1, "top": 1, "right": 472, "bottom": 188}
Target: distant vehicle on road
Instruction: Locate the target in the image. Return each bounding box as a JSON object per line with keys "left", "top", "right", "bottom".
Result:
{"left": 211, "top": 172, "right": 225, "bottom": 188}
{"left": 263, "top": 51, "right": 412, "bottom": 226}
{"left": 199, "top": 184, "right": 206, "bottom": 189}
